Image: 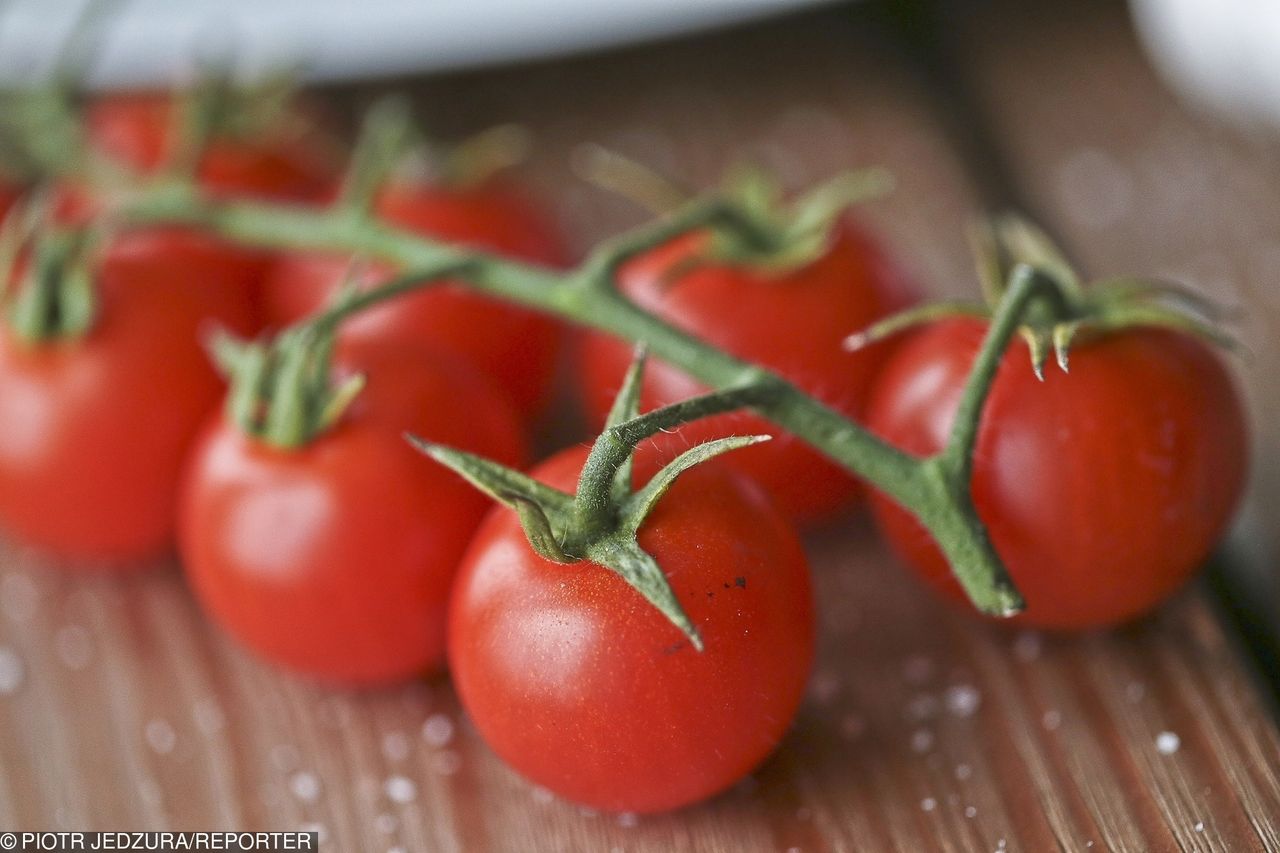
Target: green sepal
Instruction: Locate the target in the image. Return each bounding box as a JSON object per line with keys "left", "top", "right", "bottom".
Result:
{"left": 849, "top": 214, "right": 1239, "bottom": 375}
{"left": 603, "top": 344, "right": 648, "bottom": 501}
{"left": 4, "top": 224, "right": 104, "bottom": 345}
{"left": 583, "top": 538, "right": 703, "bottom": 652}
{"left": 621, "top": 434, "right": 770, "bottom": 537}
{"left": 405, "top": 351, "right": 773, "bottom": 650}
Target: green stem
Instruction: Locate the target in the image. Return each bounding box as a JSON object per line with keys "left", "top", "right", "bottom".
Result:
{"left": 121, "top": 188, "right": 1040, "bottom": 615}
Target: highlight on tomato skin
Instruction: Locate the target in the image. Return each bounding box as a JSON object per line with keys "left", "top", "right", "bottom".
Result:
{"left": 865, "top": 317, "right": 1248, "bottom": 630}
{"left": 0, "top": 228, "right": 258, "bottom": 565}
{"left": 446, "top": 442, "right": 816, "bottom": 814}
{"left": 576, "top": 218, "right": 916, "bottom": 526}
{"left": 178, "top": 338, "right": 527, "bottom": 685}
{"left": 262, "top": 178, "right": 569, "bottom": 421}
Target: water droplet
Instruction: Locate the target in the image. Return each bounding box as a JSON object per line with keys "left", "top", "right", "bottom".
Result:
{"left": 290, "top": 772, "right": 321, "bottom": 803}
{"left": 0, "top": 647, "right": 25, "bottom": 694}
{"left": 145, "top": 719, "right": 176, "bottom": 754}
{"left": 1156, "top": 731, "right": 1181, "bottom": 755}
{"left": 945, "top": 685, "right": 981, "bottom": 718}
{"left": 910, "top": 728, "right": 934, "bottom": 753}
{"left": 384, "top": 775, "right": 417, "bottom": 804}
{"left": 421, "top": 713, "right": 454, "bottom": 747}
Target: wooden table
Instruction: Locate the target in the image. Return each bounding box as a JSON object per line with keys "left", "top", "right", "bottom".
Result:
{"left": 3, "top": 0, "right": 1279, "bottom": 849}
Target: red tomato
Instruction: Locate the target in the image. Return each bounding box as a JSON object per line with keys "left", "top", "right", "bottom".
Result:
{"left": 448, "top": 442, "right": 815, "bottom": 813}
{"left": 867, "top": 317, "right": 1247, "bottom": 629}
{"left": 263, "top": 179, "right": 567, "bottom": 419}
{"left": 0, "top": 228, "right": 258, "bottom": 563}
{"left": 85, "top": 92, "right": 336, "bottom": 202}
{"left": 180, "top": 338, "right": 527, "bottom": 684}
{"left": 576, "top": 221, "right": 913, "bottom": 525}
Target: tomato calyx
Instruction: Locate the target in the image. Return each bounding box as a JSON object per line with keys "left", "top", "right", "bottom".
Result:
{"left": 211, "top": 306, "right": 366, "bottom": 449}
{"left": 0, "top": 197, "right": 104, "bottom": 344}
{"left": 408, "top": 347, "right": 771, "bottom": 650}
{"left": 845, "top": 215, "right": 1237, "bottom": 378}
{"left": 576, "top": 147, "right": 892, "bottom": 277}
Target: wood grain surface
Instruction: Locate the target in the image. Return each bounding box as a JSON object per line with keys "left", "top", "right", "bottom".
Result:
{"left": 2, "top": 1, "right": 1278, "bottom": 850}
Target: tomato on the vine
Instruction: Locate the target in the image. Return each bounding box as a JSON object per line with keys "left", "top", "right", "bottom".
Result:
{"left": 0, "top": 227, "right": 258, "bottom": 563}
{"left": 448, "top": 441, "right": 815, "bottom": 813}
{"left": 85, "top": 92, "right": 337, "bottom": 202}
{"left": 180, "top": 338, "right": 527, "bottom": 684}
{"left": 577, "top": 220, "right": 912, "bottom": 524}
{"left": 866, "top": 317, "right": 1246, "bottom": 629}
{"left": 263, "top": 178, "right": 567, "bottom": 419}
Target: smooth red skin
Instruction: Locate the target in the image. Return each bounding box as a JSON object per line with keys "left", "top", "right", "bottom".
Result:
{"left": 84, "top": 93, "right": 336, "bottom": 203}
{"left": 867, "top": 318, "right": 1247, "bottom": 629}
{"left": 0, "top": 228, "right": 257, "bottom": 563}
{"left": 576, "top": 220, "right": 913, "bottom": 525}
{"left": 263, "top": 180, "right": 568, "bottom": 419}
{"left": 449, "top": 444, "right": 815, "bottom": 814}
{"left": 180, "top": 339, "right": 527, "bottom": 685}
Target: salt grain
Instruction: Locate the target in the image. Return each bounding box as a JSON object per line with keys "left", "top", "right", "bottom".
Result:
{"left": 1042, "top": 710, "right": 1063, "bottom": 731}
{"left": 617, "top": 812, "right": 639, "bottom": 828}
{"left": 384, "top": 775, "right": 417, "bottom": 804}
{"left": 906, "top": 693, "right": 939, "bottom": 721}
{"left": 145, "top": 719, "right": 176, "bottom": 754}
{"left": 910, "top": 728, "right": 935, "bottom": 753}
{"left": 373, "top": 813, "right": 397, "bottom": 834}
{"left": 0, "top": 647, "right": 24, "bottom": 694}
{"left": 531, "top": 786, "right": 555, "bottom": 805}
{"left": 955, "top": 763, "right": 973, "bottom": 781}
{"left": 290, "top": 772, "right": 321, "bottom": 803}
{"left": 421, "top": 713, "right": 455, "bottom": 747}
{"left": 921, "top": 797, "right": 937, "bottom": 812}
{"left": 945, "top": 685, "right": 982, "bottom": 718}
{"left": 1156, "top": 731, "right": 1181, "bottom": 755}
{"left": 1194, "top": 821, "right": 1204, "bottom": 833}
{"left": 965, "top": 806, "right": 977, "bottom": 818}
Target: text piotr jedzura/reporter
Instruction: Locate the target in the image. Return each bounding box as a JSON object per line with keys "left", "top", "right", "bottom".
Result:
{"left": 11, "top": 833, "right": 316, "bottom": 850}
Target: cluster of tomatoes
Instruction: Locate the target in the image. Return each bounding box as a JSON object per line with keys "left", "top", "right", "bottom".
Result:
{"left": 0, "top": 89, "right": 1247, "bottom": 814}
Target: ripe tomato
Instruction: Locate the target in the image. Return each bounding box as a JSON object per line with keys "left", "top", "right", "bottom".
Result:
{"left": 263, "top": 179, "right": 567, "bottom": 419}
{"left": 448, "top": 442, "right": 815, "bottom": 813}
{"left": 576, "top": 220, "right": 913, "bottom": 525}
{"left": 180, "top": 338, "right": 527, "bottom": 684}
{"left": 85, "top": 92, "right": 336, "bottom": 202}
{"left": 867, "top": 317, "right": 1247, "bottom": 629}
{"left": 0, "top": 228, "right": 258, "bottom": 563}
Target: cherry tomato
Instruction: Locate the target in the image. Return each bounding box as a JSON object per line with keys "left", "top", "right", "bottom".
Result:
{"left": 448, "top": 442, "right": 815, "bottom": 813}
{"left": 263, "top": 179, "right": 567, "bottom": 419}
{"left": 0, "top": 228, "right": 258, "bottom": 563}
{"left": 180, "top": 338, "right": 527, "bottom": 684}
{"left": 576, "top": 220, "right": 913, "bottom": 525}
{"left": 85, "top": 92, "right": 336, "bottom": 202}
{"left": 867, "top": 317, "right": 1247, "bottom": 629}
